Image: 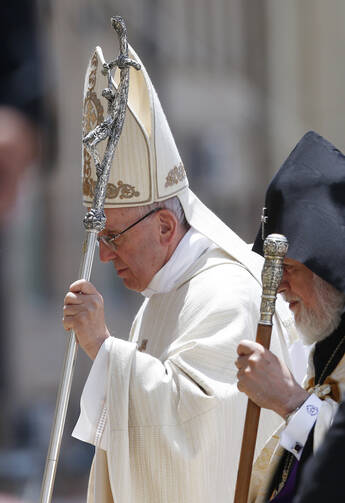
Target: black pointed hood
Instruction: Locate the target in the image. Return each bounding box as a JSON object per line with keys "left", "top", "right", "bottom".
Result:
{"left": 253, "top": 131, "right": 345, "bottom": 294}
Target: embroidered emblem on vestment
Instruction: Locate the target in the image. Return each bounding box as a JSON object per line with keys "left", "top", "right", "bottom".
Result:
{"left": 306, "top": 404, "right": 319, "bottom": 416}
{"left": 165, "top": 163, "right": 186, "bottom": 187}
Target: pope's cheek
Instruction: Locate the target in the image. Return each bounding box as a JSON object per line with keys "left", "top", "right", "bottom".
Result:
{"left": 119, "top": 268, "right": 140, "bottom": 290}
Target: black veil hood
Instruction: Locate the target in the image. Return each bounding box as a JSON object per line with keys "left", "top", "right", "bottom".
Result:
{"left": 252, "top": 131, "right": 345, "bottom": 294}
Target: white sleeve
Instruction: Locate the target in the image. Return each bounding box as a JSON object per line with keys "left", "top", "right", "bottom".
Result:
{"left": 279, "top": 394, "right": 323, "bottom": 459}
{"left": 72, "top": 337, "right": 113, "bottom": 450}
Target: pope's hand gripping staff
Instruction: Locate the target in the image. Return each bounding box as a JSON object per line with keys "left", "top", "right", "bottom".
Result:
{"left": 39, "top": 16, "right": 140, "bottom": 503}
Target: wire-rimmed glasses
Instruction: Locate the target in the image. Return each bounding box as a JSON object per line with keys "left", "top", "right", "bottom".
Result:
{"left": 97, "top": 207, "right": 162, "bottom": 251}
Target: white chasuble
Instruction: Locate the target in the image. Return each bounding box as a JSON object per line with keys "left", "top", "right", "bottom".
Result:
{"left": 76, "top": 245, "right": 296, "bottom": 503}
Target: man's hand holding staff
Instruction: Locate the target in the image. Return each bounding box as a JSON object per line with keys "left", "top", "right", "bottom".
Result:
{"left": 39, "top": 16, "right": 140, "bottom": 503}
{"left": 233, "top": 233, "right": 288, "bottom": 503}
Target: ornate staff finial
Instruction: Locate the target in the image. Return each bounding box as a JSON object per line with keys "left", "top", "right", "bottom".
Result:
{"left": 83, "top": 15, "right": 141, "bottom": 232}
{"left": 259, "top": 233, "right": 288, "bottom": 325}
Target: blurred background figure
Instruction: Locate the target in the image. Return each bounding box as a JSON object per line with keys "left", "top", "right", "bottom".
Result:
{"left": 0, "top": 0, "right": 42, "bottom": 387}
{"left": 0, "top": 0, "right": 43, "bottom": 224}
{"left": 1, "top": 0, "right": 345, "bottom": 502}
{"left": 0, "top": 109, "right": 38, "bottom": 226}
{"left": 0, "top": 2, "right": 49, "bottom": 501}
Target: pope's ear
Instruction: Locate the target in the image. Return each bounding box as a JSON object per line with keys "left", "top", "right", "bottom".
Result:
{"left": 158, "top": 209, "right": 177, "bottom": 244}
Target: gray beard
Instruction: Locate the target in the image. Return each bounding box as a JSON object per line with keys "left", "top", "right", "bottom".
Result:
{"left": 285, "top": 274, "right": 345, "bottom": 345}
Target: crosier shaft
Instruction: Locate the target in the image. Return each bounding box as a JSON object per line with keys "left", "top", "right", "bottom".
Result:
{"left": 39, "top": 15, "right": 139, "bottom": 503}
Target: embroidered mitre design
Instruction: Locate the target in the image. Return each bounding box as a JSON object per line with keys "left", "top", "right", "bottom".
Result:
{"left": 81, "top": 44, "right": 188, "bottom": 208}
{"left": 82, "top": 52, "right": 105, "bottom": 200}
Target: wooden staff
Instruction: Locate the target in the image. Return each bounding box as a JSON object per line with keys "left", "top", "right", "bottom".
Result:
{"left": 233, "top": 233, "right": 288, "bottom": 503}
{"left": 39, "top": 16, "right": 140, "bottom": 503}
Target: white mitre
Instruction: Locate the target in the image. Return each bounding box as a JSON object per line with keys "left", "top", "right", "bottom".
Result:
{"left": 81, "top": 44, "right": 263, "bottom": 275}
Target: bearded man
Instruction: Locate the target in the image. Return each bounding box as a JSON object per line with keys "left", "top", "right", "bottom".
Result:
{"left": 236, "top": 131, "right": 345, "bottom": 502}
{"left": 62, "top": 43, "right": 297, "bottom": 503}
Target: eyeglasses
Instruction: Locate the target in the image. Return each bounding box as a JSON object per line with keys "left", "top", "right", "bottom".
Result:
{"left": 97, "top": 207, "right": 162, "bottom": 252}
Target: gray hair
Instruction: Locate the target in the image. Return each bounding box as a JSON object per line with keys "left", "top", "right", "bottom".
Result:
{"left": 137, "top": 196, "right": 190, "bottom": 230}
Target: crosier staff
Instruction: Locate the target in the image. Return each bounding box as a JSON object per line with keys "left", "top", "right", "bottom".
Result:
{"left": 233, "top": 233, "right": 288, "bottom": 503}
{"left": 39, "top": 16, "right": 140, "bottom": 503}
